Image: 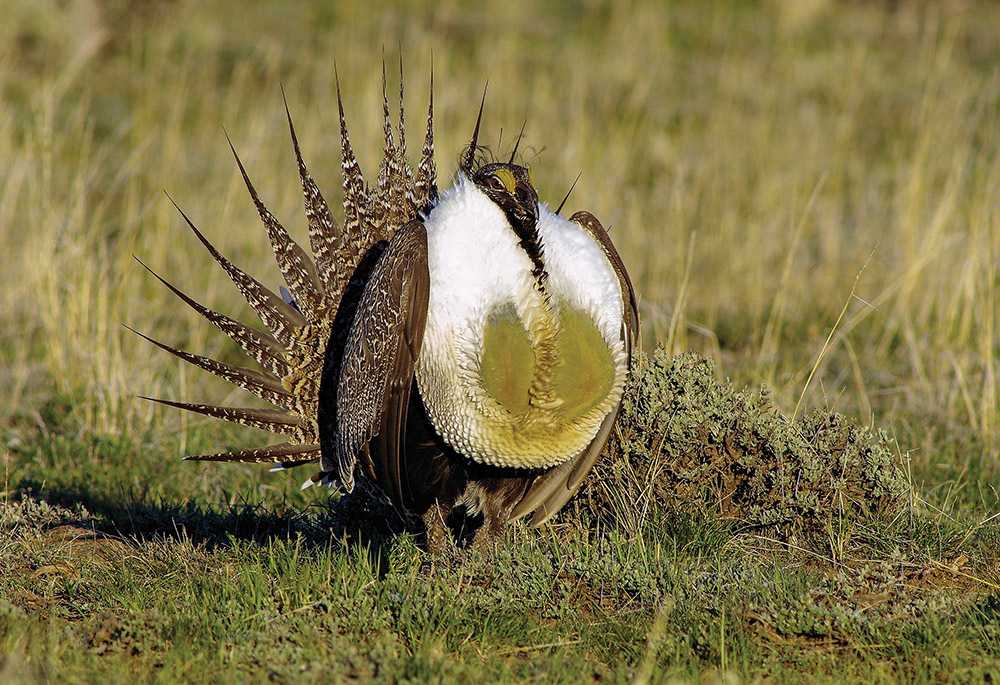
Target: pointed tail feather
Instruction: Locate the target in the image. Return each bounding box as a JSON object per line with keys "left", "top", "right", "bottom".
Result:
{"left": 396, "top": 55, "right": 417, "bottom": 215}
{"left": 415, "top": 65, "right": 437, "bottom": 209}
{"left": 184, "top": 441, "right": 321, "bottom": 464}
{"left": 375, "top": 59, "right": 397, "bottom": 238}
{"left": 133, "top": 257, "right": 288, "bottom": 377}
{"left": 125, "top": 325, "right": 295, "bottom": 409}
{"left": 226, "top": 135, "right": 327, "bottom": 321}
{"left": 284, "top": 95, "right": 342, "bottom": 298}
{"left": 166, "top": 195, "right": 307, "bottom": 345}
{"left": 385, "top": 57, "right": 415, "bottom": 230}
{"left": 336, "top": 71, "right": 371, "bottom": 260}
{"left": 141, "top": 396, "right": 302, "bottom": 435}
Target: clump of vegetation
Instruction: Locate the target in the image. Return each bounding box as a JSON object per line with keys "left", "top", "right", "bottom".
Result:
{"left": 585, "top": 349, "right": 909, "bottom": 542}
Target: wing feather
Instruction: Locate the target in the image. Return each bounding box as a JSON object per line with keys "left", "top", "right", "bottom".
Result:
{"left": 333, "top": 220, "right": 429, "bottom": 507}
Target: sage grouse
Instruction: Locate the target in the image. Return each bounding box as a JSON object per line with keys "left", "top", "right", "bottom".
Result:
{"left": 136, "top": 72, "right": 638, "bottom": 551}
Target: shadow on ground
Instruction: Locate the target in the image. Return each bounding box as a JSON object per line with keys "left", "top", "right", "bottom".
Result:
{"left": 8, "top": 477, "right": 407, "bottom": 569}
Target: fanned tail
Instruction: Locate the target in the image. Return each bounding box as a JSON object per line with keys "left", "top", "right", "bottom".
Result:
{"left": 136, "top": 63, "right": 436, "bottom": 482}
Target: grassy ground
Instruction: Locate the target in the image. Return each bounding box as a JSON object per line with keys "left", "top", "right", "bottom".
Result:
{"left": 2, "top": 0, "right": 999, "bottom": 681}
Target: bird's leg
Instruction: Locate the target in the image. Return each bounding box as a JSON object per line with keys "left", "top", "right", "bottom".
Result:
{"left": 422, "top": 500, "right": 452, "bottom": 553}
{"left": 469, "top": 500, "right": 510, "bottom": 552}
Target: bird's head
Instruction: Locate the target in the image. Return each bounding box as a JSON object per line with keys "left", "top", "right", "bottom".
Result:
{"left": 471, "top": 162, "right": 539, "bottom": 229}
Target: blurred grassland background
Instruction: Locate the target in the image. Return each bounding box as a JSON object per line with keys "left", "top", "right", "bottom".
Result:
{"left": 1, "top": 0, "right": 1000, "bottom": 680}
{"left": 3, "top": 0, "right": 998, "bottom": 502}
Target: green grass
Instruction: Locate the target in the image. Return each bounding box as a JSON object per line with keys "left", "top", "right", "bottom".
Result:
{"left": 3, "top": 436, "right": 999, "bottom": 683}
{"left": 2, "top": 0, "right": 1000, "bottom": 681}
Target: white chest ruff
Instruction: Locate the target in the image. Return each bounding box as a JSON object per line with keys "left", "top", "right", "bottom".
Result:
{"left": 415, "top": 176, "right": 628, "bottom": 469}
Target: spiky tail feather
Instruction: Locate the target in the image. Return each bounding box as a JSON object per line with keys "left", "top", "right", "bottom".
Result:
{"left": 134, "top": 66, "right": 435, "bottom": 484}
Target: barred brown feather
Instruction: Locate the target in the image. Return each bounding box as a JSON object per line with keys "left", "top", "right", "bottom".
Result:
{"left": 185, "top": 442, "right": 321, "bottom": 464}
{"left": 172, "top": 202, "right": 307, "bottom": 345}
{"left": 284, "top": 97, "right": 342, "bottom": 298}
{"left": 125, "top": 326, "right": 293, "bottom": 409}
{"left": 133, "top": 257, "right": 289, "bottom": 377}
{"left": 336, "top": 74, "right": 372, "bottom": 262}
{"left": 227, "top": 138, "right": 327, "bottom": 321}
{"left": 414, "top": 68, "right": 436, "bottom": 209}
{"left": 140, "top": 397, "right": 302, "bottom": 435}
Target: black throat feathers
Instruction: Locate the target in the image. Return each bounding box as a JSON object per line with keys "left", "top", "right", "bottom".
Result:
{"left": 472, "top": 162, "right": 547, "bottom": 289}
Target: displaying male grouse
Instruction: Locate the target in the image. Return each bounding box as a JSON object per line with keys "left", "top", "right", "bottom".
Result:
{"left": 135, "top": 70, "right": 637, "bottom": 551}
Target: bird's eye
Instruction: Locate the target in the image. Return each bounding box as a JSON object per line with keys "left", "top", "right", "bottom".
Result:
{"left": 486, "top": 168, "right": 516, "bottom": 194}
